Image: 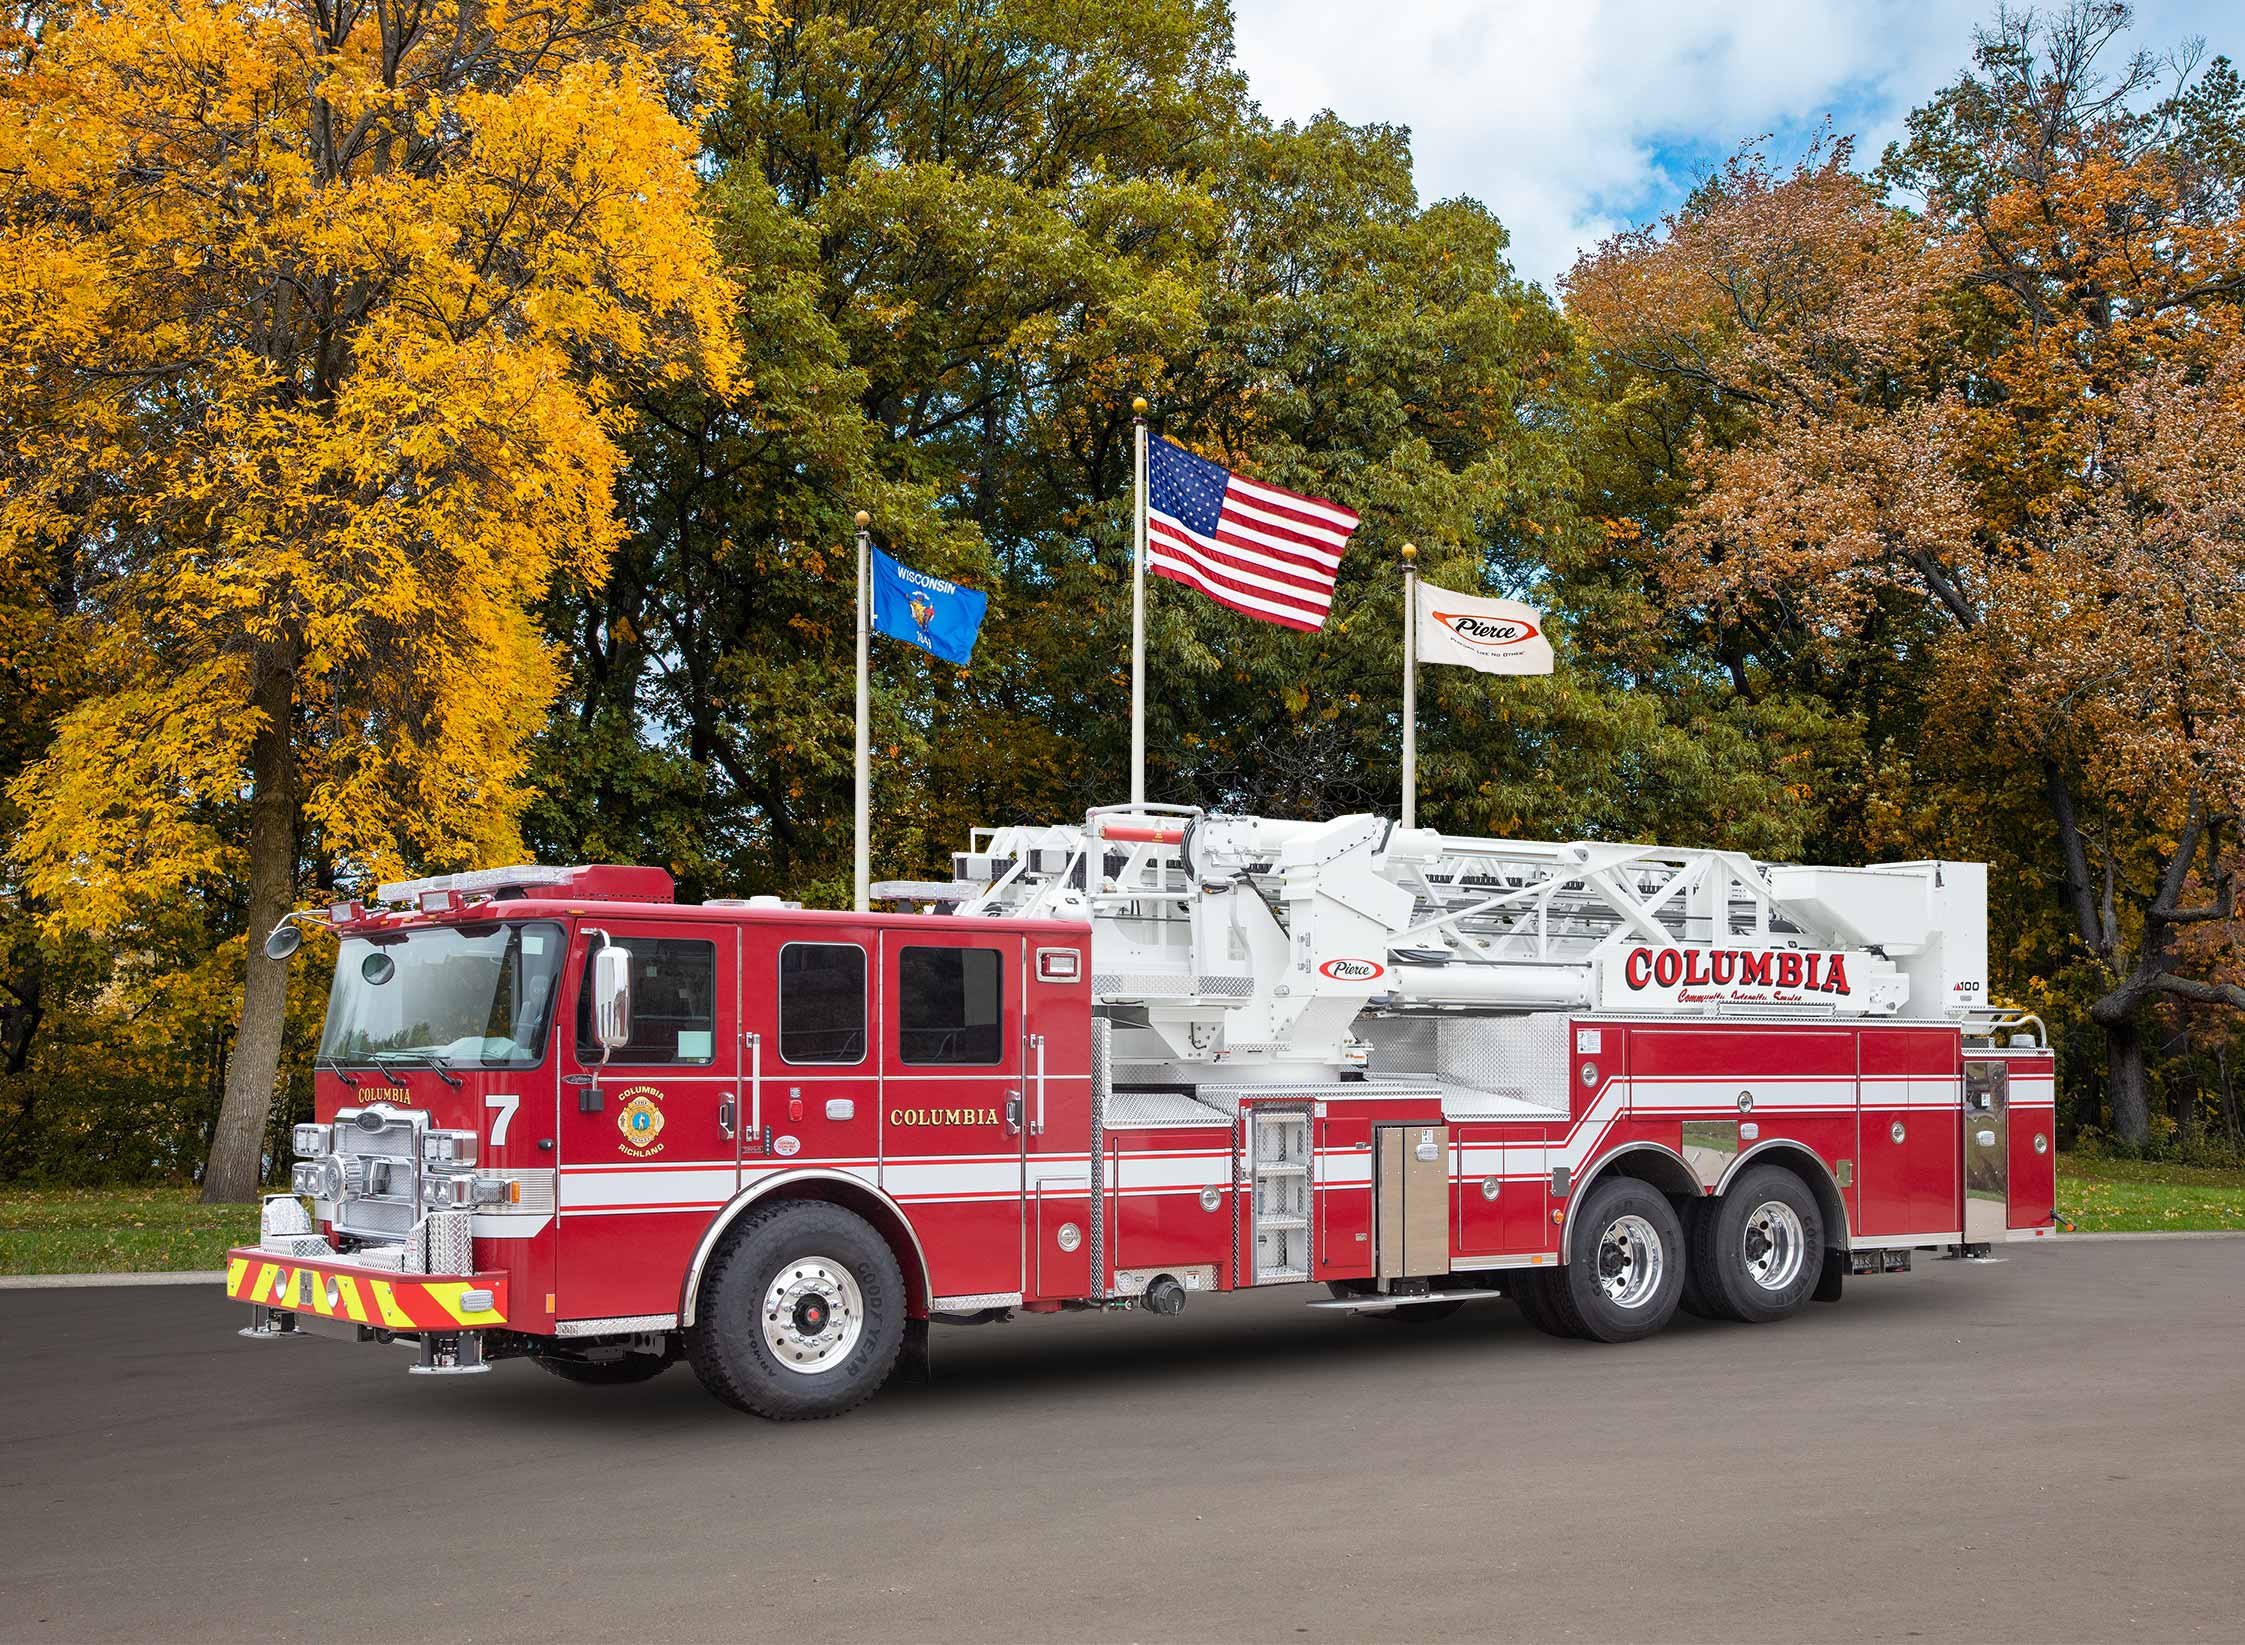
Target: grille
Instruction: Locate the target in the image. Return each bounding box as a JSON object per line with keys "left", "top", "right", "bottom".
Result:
{"left": 332, "top": 1105, "right": 428, "bottom": 1245}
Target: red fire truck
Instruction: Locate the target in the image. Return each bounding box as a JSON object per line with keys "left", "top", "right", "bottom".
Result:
{"left": 229, "top": 806, "right": 2057, "bottom": 1419}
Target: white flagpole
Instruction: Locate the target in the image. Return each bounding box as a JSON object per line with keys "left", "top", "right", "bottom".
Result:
{"left": 1401, "top": 542, "right": 1418, "bottom": 830}
{"left": 854, "top": 509, "right": 871, "bottom": 913}
{"left": 1130, "top": 395, "right": 1148, "bottom": 809}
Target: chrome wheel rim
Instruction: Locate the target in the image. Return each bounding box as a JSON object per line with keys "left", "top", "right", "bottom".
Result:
{"left": 1595, "top": 1214, "right": 1664, "bottom": 1308}
{"left": 761, "top": 1256, "right": 864, "bottom": 1374}
{"left": 1742, "top": 1201, "right": 1806, "bottom": 1291}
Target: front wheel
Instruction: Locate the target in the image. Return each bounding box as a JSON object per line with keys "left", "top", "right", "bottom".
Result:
{"left": 686, "top": 1200, "right": 906, "bottom": 1420}
{"left": 1532, "top": 1176, "right": 1687, "bottom": 1342}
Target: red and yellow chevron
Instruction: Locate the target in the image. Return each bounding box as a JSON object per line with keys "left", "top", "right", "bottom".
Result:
{"left": 224, "top": 1248, "right": 508, "bottom": 1330}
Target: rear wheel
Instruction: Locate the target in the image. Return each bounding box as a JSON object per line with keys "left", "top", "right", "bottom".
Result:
{"left": 1676, "top": 1195, "right": 1725, "bottom": 1321}
{"left": 1691, "top": 1164, "right": 1824, "bottom": 1324}
{"left": 1508, "top": 1269, "right": 1564, "bottom": 1335}
{"left": 1534, "top": 1176, "right": 1687, "bottom": 1342}
{"left": 686, "top": 1200, "right": 906, "bottom": 1420}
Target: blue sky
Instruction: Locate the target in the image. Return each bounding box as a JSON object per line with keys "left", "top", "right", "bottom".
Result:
{"left": 1230, "top": 0, "right": 2237, "bottom": 291}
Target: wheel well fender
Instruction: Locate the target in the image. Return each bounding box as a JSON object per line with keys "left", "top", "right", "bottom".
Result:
{"left": 1561, "top": 1142, "right": 1701, "bottom": 1251}
{"left": 1715, "top": 1141, "right": 1852, "bottom": 1246}
{"left": 678, "top": 1172, "right": 934, "bottom": 1326}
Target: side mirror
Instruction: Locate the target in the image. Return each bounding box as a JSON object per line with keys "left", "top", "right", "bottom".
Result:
{"left": 592, "top": 943, "right": 634, "bottom": 1051}
{"left": 263, "top": 922, "right": 303, "bottom": 961}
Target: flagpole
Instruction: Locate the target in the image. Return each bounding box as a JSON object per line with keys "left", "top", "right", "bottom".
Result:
{"left": 854, "top": 509, "right": 871, "bottom": 914}
{"left": 1130, "top": 395, "right": 1149, "bottom": 809}
{"left": 1401, "top": 542, "right": 1417, "bottom": 830}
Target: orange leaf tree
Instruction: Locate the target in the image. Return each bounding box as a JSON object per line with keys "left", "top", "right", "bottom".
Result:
{"left": 0, "top": 0, "right": 760, "bottom": 1197}
{"left": 1568, "top": 8, "right": 2245, "bottom": 1141}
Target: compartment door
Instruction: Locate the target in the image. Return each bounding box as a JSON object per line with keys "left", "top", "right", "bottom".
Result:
{"left": 1375, "top": 1124, "right": 1451, "bottom": 1280}
{"left": 1964, "top": 1061, "right": 2010, "bottom": 1244}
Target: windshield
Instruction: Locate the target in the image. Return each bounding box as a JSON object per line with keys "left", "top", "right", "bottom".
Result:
{"left": 318, "top": 921, "right": 567, "bottom": 1069}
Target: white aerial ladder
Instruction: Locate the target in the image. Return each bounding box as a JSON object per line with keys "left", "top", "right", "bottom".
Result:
{"left": 880, "top": 805, "right": 1991, "bottom": 1086}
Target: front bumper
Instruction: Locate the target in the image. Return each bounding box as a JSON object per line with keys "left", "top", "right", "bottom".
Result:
{"left": 224, "top": 1247, "right": 509, "bottom": 1331}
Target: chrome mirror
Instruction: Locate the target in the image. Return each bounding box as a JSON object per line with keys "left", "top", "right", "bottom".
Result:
{"left": 592, "top": 943, "right": 633, "bottom": 1052}
{"left": 263, "top": 922, "right": 303, "bottom": 961}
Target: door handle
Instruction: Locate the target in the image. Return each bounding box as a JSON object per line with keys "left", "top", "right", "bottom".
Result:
{"left": 743, "top": 1030, "right": 762, "bottom": 1143}
{"left": 718, "top": 1100, "right": 735, "bottom": 1139}
{"left": 1004, "top": 1093, "right": 1023, "bottom": 1137}
{"left": 1030, "top": 1034, "right": 1046, "bottom": 1137}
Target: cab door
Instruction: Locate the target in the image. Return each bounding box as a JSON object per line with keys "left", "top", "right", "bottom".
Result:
{"left": 743, "top": 928, "right": 881, "bottom": 1182}
{"left": 556, "top": 920, "right": 738, "bottom": 1322}
{"left": 878, "top": 929, "right": 1025, "bottom": 1301}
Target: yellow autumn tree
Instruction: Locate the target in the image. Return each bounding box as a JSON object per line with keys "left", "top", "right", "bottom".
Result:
{"left": 0, "top": 0, "right": 763, "bottom": 1198}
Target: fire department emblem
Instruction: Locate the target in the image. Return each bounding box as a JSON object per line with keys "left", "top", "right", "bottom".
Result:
{"left": 617, "top": 1088, "right": 665, "bottom": 1156}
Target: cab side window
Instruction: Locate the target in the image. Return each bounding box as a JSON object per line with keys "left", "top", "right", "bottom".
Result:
{"left": 779, "top": 943, "right": 867, "bottom": 1065}
{"left": 898, "top": 946, "right": 1004, "bottom": 1065}
{"left": 576, "top": 938, "right": 716, "bottom": 1065}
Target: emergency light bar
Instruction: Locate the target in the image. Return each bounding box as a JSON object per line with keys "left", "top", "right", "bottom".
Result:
{"left": 374, "top": 864, "right": 676, "bottom": 906}
{"left": 377, "top": 865, "right": 576, "bottom": 903}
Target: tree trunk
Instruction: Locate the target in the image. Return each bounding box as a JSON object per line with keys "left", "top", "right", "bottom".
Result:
{"left": 201, "top": 645, "right": 298, "bottom": 1203}
{"left": 2104, "top": 1015, "right": 2149, "bottom": 1147}
{"left": 2220, "top": 1048, "right": 2242, "bottom": 1150}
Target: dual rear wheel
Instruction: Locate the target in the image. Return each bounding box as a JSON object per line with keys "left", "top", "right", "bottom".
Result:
{"left": 1512, "top": 1164, "right": 1825, "bottom": 1342}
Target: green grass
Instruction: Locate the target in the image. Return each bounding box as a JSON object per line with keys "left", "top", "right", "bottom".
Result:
{"left": 2058, "top": 1154, "right": 2245, "bottom": 1232}
{"left": 0, "top": 1188, "right": 258, "bottom": 1276}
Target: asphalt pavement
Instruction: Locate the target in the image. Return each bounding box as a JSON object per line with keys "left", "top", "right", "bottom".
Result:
{"left": 3, "top": 1239, "right": 2241, "bottom": 1643}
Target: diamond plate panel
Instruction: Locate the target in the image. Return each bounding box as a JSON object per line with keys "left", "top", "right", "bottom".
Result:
{"left": 1101, "top": 1090, "right": 1234, "bottom": 1129}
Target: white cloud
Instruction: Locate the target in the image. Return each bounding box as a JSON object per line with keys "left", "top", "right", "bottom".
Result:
{"left": 1230, "top": 0, "right": 2234, "bottom": 291}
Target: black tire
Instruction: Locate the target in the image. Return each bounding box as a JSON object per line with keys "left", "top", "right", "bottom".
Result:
{"left": 1675, "top": 1194, "right": 1726, "bottom": 1321}
{"left": 686, "top": 1200, "right": 907, "bottom": 1420}
{"left": 533, "top": 1349, "right": 674, "bottom": 1385}
{"left": 1509, "top": 1269, "right": 1568, "bottom": 1337}
{"left": 1541, "top": 1176, "right": 1687, "bottom": 1343}
{"left": 1690, "top": 1164, "right": 1825, "bottom": 1325}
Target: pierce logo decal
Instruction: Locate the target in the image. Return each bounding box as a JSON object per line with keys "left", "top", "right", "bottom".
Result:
{"left": 1318, "top": 956, "right": 1386, "bottom": 981}
{"left": 616, "top": 1088, "right": 666, "bottom": 1156}
{"left": 1432, "top": 610, "right": 1541, "bottom": 649}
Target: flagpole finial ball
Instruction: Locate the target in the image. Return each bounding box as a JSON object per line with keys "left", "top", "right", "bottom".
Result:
{"left": 1132, "top": 397, "right": 1148, "bottom": 416}
{"left": 854, "top": 510, "right": 870, "bottom": 529}
{"left": 1400, "top": 541, "right": 1416, "bottom": 562}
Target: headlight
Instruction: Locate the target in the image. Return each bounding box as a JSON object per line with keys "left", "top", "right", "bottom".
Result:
{"left": 422, "top": 1173, "right": 473, "bottom": 1209}
{"left": 421, "top": 1129, "right": 477, "bottom": 1169}
{"left": 422, "top": 1173, "right": 508, "bottom": 1208}
{"left": 292, "top": 1123, "right": 333, "bottom": 1157}
{"left": 291, "top": 1162, "right": 323, "bottom": 1197}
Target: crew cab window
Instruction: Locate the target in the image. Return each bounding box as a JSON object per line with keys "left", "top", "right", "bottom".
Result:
{"left": 780, "top": 943, "right": 866, "bottom": 1065}
{"left": 576, "top": 938, "right": 716, "bottom": 1065}
{"left": 898, "top": 946, "right": 1004, "bottom": 1065}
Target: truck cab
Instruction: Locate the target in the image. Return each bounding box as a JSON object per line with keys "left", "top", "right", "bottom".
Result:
{"left": 233, "top": 863, "right": 1093, "bottom": 1410}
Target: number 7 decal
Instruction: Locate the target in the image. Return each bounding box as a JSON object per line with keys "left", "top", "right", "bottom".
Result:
{"left": 485, "top": 1092, "right": 520, "bottom": 1147}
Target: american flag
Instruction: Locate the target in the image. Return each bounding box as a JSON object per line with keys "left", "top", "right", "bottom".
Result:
{"left": 1146, "top": 435, "right": 1360, "bottom": 632}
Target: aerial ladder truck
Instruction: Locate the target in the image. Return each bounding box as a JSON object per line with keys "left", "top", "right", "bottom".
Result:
{"left": 228, "top": 807, "right": 2055, "bottom": 1418}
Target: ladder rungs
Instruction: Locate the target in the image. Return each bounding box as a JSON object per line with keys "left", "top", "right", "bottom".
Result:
{"left": 1254, "top": 1214, "right": 1309, "bottom": 1232}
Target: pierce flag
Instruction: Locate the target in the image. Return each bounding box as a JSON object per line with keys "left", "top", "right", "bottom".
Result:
{"left": 1413, "top": 581, "right": 1554, "bottom": 675}
{"left": 869, "top": 546, "right": 987, "bottom": 666}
